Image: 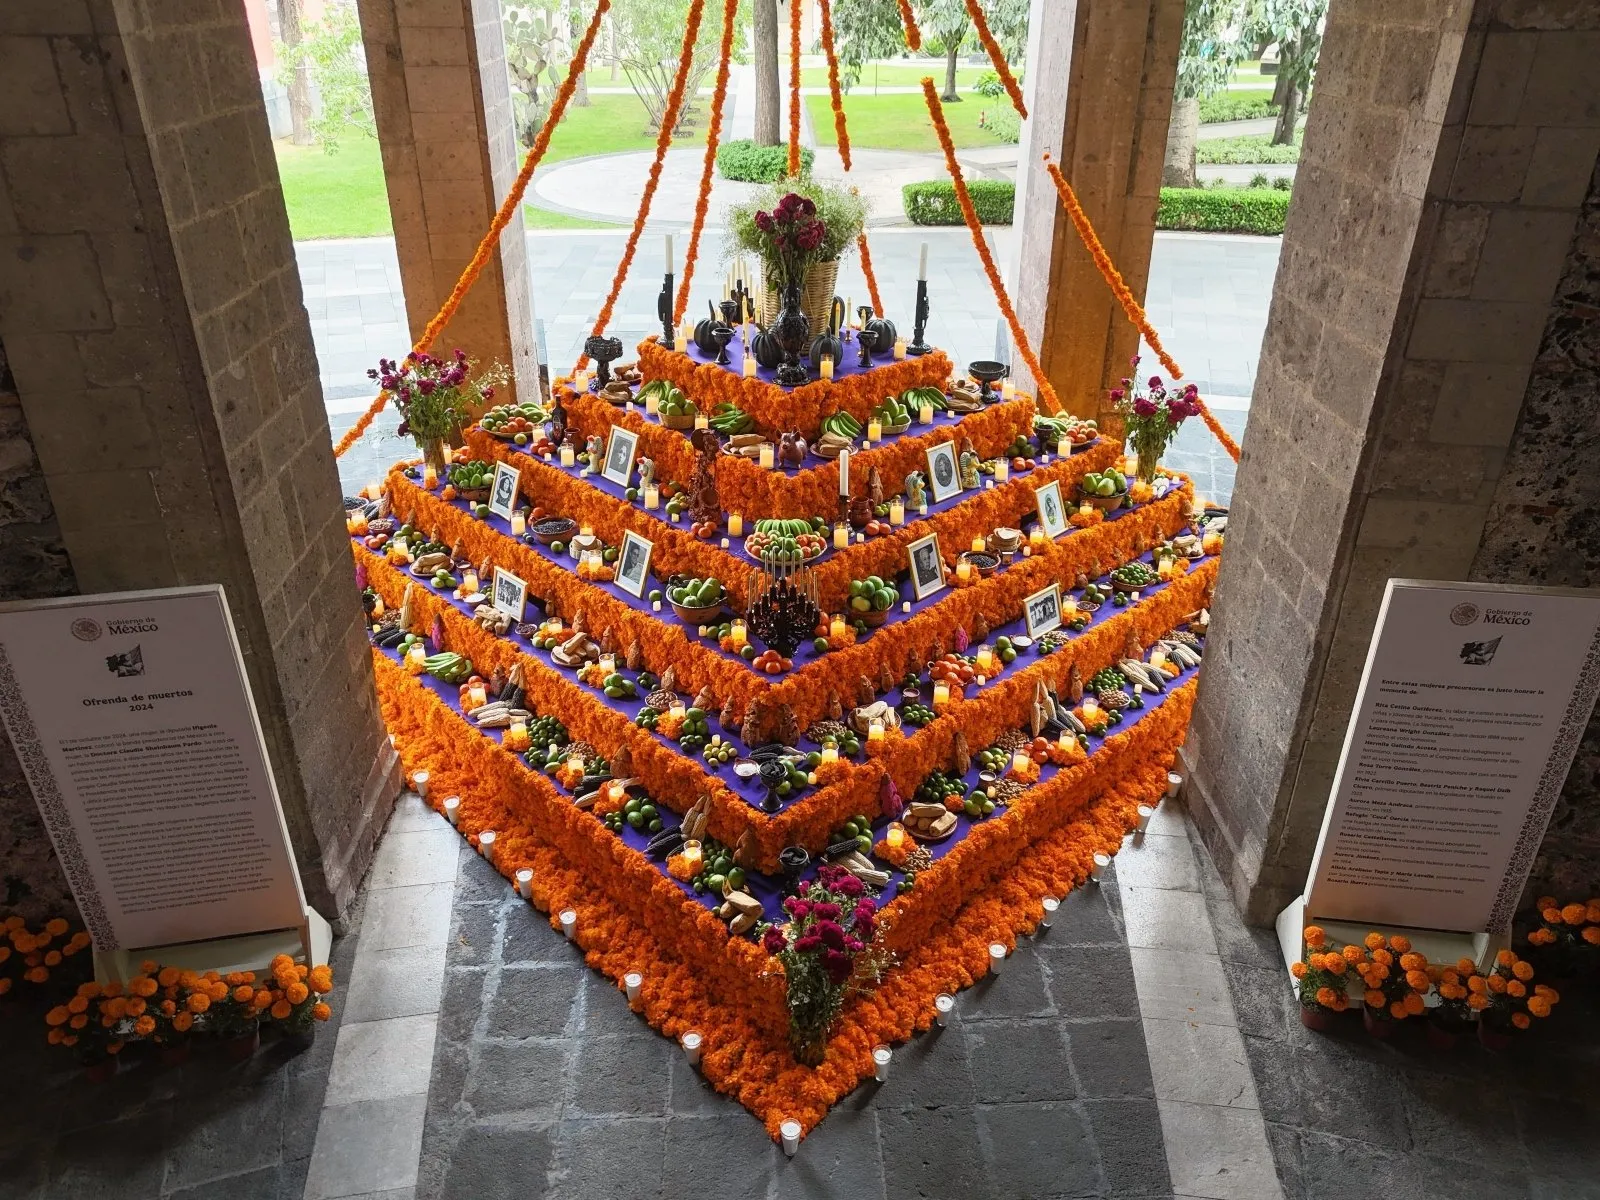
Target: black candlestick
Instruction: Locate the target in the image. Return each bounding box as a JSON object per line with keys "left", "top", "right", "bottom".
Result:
{"left": 857, "top": 324, "right": 878, "bottom": 369}
{"left": 908, "top": 279, "right": 932, "bottom": 356}
{"left": 658, "top": 273, "right": 675, "bottom": 349}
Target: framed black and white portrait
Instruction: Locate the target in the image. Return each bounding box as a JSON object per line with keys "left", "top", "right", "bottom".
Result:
{"left": 615, "top": 530, "right": 654, "bottom": 598}
{"left": 491, "top": 566, "right": 528, "bottom": 623}
{"left": 489, "top": 462, "right": 520, "bottom": 520}
{"left": 925, "top": 440, "right": 961, "bottom": 504}
{"left": 907, "top": 532, "right": 946, "bottom": 601}
{"left": 1023, "top": 582, "right": 1062, "bottom": 639}
{"left": 602, "top": 426, "right": 640, "bottom": 489}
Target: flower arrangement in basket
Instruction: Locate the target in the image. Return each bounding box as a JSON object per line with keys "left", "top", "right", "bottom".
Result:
{"left": 1110, "top": 357, "right": 1202, "bottom": 483}
{"left": 761, "top": 864, "right": 893, "bottom": 1066}
{"left": 370, "top": 350, "right": 508, "bottom": 471}
{"left": 1524, "top": 895, "right": 1600, "bottom": 980}
{"left": 729, "top": 178, "right": 865, "bottom": 317}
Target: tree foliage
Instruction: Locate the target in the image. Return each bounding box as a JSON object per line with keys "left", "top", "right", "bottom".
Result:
{"left": 504, "top": 4, "right": 573, "bottom": 147}
{"left": 274, "top": 0, "right": 374, "bottom": 154}
{"left": 1174, "top": 0, "right": 1250, "bottom": 101}
{"left": 609, "top": 0, "right": 748, "bottom": 133}
{"left": 828, "top": 0, "right": 1027, "bottom": 93}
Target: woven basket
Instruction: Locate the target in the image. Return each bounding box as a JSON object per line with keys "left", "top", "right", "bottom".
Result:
{"left": 759, "top": 259, "right": 842, "bottom": 329}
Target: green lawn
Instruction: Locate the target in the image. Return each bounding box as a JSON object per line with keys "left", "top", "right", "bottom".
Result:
{"left": 805, "top": 91, "right": 1013, "bottom": 153}
{"left": 1196, "top": 129, "right": 1303, "bottom": 165}
{"left": 799, "top": 63, "right": 988, "bottom": 91}
{"left": 276, "top": 139, "right": 393, "bottom": 239}
{"left": 541, "top": 91, "right": 710, "bottom": 164}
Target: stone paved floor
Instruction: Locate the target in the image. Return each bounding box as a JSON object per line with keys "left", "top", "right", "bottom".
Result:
{"left": 417, "top": 843, "right": 1173, "bottom": 1200}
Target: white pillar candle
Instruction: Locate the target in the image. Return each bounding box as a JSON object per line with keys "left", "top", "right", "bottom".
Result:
{"left": 728, "top": 513, "right": 743, "bottom": 537}
{"left": 1136, "top": 804, "right": 1155, "bottom": 832}
{"left": 867, "top": 420, "right": 883, "bottom": 444}
{"left": 780, "top": 1120, "right": 802, "bottom": 1157}
{"left": 625, "top": 971, "right": 642, "bottom": 1004}
{"left": 1167, "top": 771, "right": 1183, "bottom": 799}
{"left": 759, "top": 444, "right": 775, "bottom": 470}
{"left": 833, "top": 523, "right": 849, "bottom": 550}
{"left": 665, "top": 233, "right": 674, "bottom": 276}
{"left": 511, "top": 510, "right": 527, "bottom": 537}
{"left": 643, "top": 485, "right": 660, "bottom": 510}
{"left": 994, "top": 459, "right": 1009, "bottom": 484}
{"left": 917, "top": 241, "right": 928, "bottom": 280}
{"left": 411, "top": 770, "right": 430, "bottom": 799}
{"left": 988, "top": 942, "right": 1007, "bottom": 974}
{"left": 422, "top": 464, "right": 438, "bottom": 490}
{"left": 1040, "top": 897, "right": 1059, "bottom": 928}
{"left": 934, "top": 993, "right": 954, "bottom": 1026}
{"left": 1001, "top": 380, "right": 1016, "bottom": 401}
{"left": 743, "top": 354, "right": 757, "bottom": 378}
{"left": 893, "top": 338, "right": 907, "bottom": 361}
{"left": 681, "top": 1030, "right": 703, "bottom": 1066}
{"left": 443, "top": 795, "right": 460, "bottom": 825}
{"left": 559, "top": 444, "right": 575, "bottom": 467}
{"left": 838, "top": 448, "right": 849, "bottom": 497}
{"left": 819, "top": 355, "right": 834, "bottom": 381}
{"left": 560, "top": 908, "right": 577, "bottom": 939}
{"left": 872, "top": 1045, "right": 891, "bottom": 1082}
{"left": 1091, "top": 852, "right": 1110, "bottom": 881}
{"left": 515, "top": 868, "right": 533, "bottom": 899}
{"left": 646, "top": 391, "right": 660, "bottom": 416}
{"left": 478, "top": 829, "right": 496, "bottom": 862}
{"left": 889, "top": 499, "right": 904, "bottom": 525}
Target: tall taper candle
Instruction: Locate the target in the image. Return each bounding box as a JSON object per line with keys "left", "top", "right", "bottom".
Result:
{"left": 838, "top": 448, "right": 850, "bottom": 497}
{"left": 918, "top": 241, "right": 928, "bottom": 280}
{"left": 665, "top": 233, "right": 674, "bottom": 276}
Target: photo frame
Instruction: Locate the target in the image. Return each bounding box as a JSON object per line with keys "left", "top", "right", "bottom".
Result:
{"left": 1023, "top": 582, "right": 1063, "bottom": 639}
{"left": 906, "top": 532, "right": 946, "bottom": 602}
{"left": 602, "top": 426, "right": 640, "bottom": 489}
{"left": 925, "top": 440, "right": 961, "bottom": 504}
{"left": 614, "top": 530, "right": 654, "bottom": 598}
{"left": 491, "top": 567, "right": 528, "bottom": 623}
{"left": 1035, "top": 480, "right": 1068, "bottom": 541}
{"left": 488, "top": 462, "right": 521, "bottom": 520}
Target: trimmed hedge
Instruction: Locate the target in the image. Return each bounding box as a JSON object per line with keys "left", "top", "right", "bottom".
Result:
{"left": 716, "top": 140, "right": 814, "bottom": 183}
{"left": 902, "top": 179, "right": 1016, "bottom": 226}
{"left": 1197, "top": 90, "right": 1278, "bottom": 124}
{"left": 1156, "top": 187, "right": 1289, "bottom": 235}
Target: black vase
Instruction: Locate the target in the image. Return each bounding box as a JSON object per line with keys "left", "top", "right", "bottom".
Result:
{"left": 773, "top": 282, "right": 811, "bottom": 388}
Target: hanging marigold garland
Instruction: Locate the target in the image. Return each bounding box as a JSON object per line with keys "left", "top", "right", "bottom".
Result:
{"left": 855, "top": 233, "right": 886, "bottom": 316}
{"left": 894, "top": 0, "right": 923, "bottom": 50}
{"left": 787, "top": 0, "right": 803, "bottom": 178}
{"left": 1041, "top": 156, "right": 1241, "bottom": 463}
{"left": 574, "top": 0, "right": 707, "bottom": 373}
{"left": 673, "top": 0, "right": 741, "bottom": 324}
{"left": 963, "top": 0, "right": 1026, "bottom": 117}
{"left": 333, "top": 0, "right": 612, "bottom": 459}
{"left": 816, "top": 0, "right": 852, "bottom": 170}
{"left": 918, "top": 79, "right": 1063, "bottom": 415}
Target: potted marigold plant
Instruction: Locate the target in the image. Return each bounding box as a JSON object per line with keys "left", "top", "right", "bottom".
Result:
{"left": 370, "top": 350, "right": 508, "bottom": 472}
{"left": 1109, "top": 359, "right": 1202, "bottom": 483}
{"left": 1290, "top": 925, "right": 1351, "bottom": 1031}
{"left": 1425, "top": 958, "right": 1482, "bottom": 1050}
{"left": 1476, "top": 948, "right": 1558, "bottom": 1051}
{"left": 760, "top": 864, "right": 893, "bottom": 1066}
{"left": 1524, "top": 895, "right": 1600, "bottom": 985}
{"left": 1350, "top": 931, "right": 1427, "bottom": 1038}
{"left": 268, "top": 958, "right": 335, "bottom": 1049}
{"left": 199, "top": 969, "right": 261, "bottom": 1061}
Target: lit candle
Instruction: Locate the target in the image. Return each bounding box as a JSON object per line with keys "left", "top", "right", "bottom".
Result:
{"left": 1040, "top": 896, "right": 1059, "bottom": 927}
{"left": 893, "top": 338, "right": 907, "bottom": 361}
{"left": 781, "top": 1120, "right": 801, "bottom": 1158}
{"left": 935, "top": 993, "right": 954, "bottom": 1026}
{"left": 1063, "top": 596, "right": 1078, "bottom": 617}
{"left": 988, "top": 942, "right": 1007, "bottom": 974}
{"left": 994, "top": 459, "right": 1009, "bottom": 483}
{"left": 1150, "top": 649, "right": 1168, "bottom": 672}
{"left": 729, "top": 513, "right": 743, "bottom": 536}
{"left": 820, "top": 743, "right": 839, "bottom": 763}
{"left": 443, "top": 795, "right": 460, "bottom": 824}
{"left": 933, "top": 681, "right": 951, "bottom": 707}
{"left": 1082, "top": 696, "right": 1100, "bottom": 720}
{"left": 919, "top": 402, "right": 933, "bottom": 425}
{"left": 1001, "top": 380, "right": 1016, "bottom": 401}
{"left": 441, "top": 443, "right": 454, "bottom": 463}
{"left": 829, "top": 615, "right": 847, "bottom": 641}
{"left": 743, "top": 354, "right": 757, "bottom": 378}
{"left": 833, "top": 524, "right": 849, "bottom": 550}
{"left": 579, "top": 524, "right": 594, "bottom": 538}
{"left": 838, "top": 448, "right": 850, "bottom": 497}
{"left": 971, "top": 535, "right": 986, "bottom": 553}
{"left": 886, "top": 825, "right": 906, "bottom": 851}
{"left": 516, "top": 867, "right": 533, "bottom": 899}
{"left": 956, "top": 561, "right": 972, "bottom": 583}
{"left": 1091, "top": 852, "right": 1110, "bottom": 881}
{"left": 1136, "top": 804, "right": 1154, "bottom": 833}
{"left": 1157, "top": 558, "right": 1174, "bottom": 581}
{"left": 560, "top": 908, "right": 577, "bottom": 939}
{"left": 511, "top": 510, "right": 527, "bottom": 537}
{"left": 405, "top": 644, "right": 426, "bottom": 674}
{"left": 1057, "top": 730, "right": 1074, "bottom": 754}
{"left": 1078, "top": 501, "right": 1093, "bottom": 517}
{"left": 478, "top": 829, "right": 495, "bottom": 861}
{"left": 976, "top": 646, "right": 994, "bottom": 673}
{"left": 411, "top": 770, "right": 430, "bottom": 799}
{"left": 669, "top": 702, "right": 686, "bottom": 721}
{"left": 759, "top": 444, "right": 775, "bottom": 470}
{"left": 868, "top": 718, "right": 885, "bottom": 743}
{"left": 625, "top": 971, "right": 642, "bottom": 1003}
{"left": 680, "top": 840, "right": 703, "bottom": 876}
{"left": 917, "top": 241, "right": 928, "bottom": 280}
{"left": 466, "top": 683, "right": 487, "bottom": 711}
{"left": 560, "top": 444, "right": 576, "bottom": 467}
{"left": 646, "top": 390, "right": 660, "bottom": 416}
{"left": 730, "top": 620, "right": 747, "bottom": 648}
{"left": 598, "top": 653, "right": 617, "bottom": 674}
{"left": 1011, "top": 749, "right": 1030, "bottom": 774}
{"left": 507, "top": 717, "right": 527, "bottom": 748}
{"left": 643, "top": 485, "right": 660, "bottom": 510}
{"left": 694, "top": 412, "right": 709, "bottom": 431}
{"left": 461, "top": 569, "right": 479, "bottom": 595}
{"left": 867, "top": 420, "right": 883, "bottom": 443}
{"left": 366, "top": 480, "right": 382, "bottom": 500}
{"left": 1029, "top": 528, "right": 1046, "bottom": 549}
{"left": 889, "top": 499, "right": 905, "bottom": 525}
{"left": 873, "top": 1045, "right": 891, "bottom": 1082}
{"left": 422, "top": 463, "right": 438, "bottom": 490}
{"left": 682, "top": 1029, "right": 703, "bottom": 1066}
{"left": 819, "top": 355, "right": 834, "bottom": 381}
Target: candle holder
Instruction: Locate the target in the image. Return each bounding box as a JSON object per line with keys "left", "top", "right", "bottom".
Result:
{"left": 856, "top": 323, "right": 878, "bottom": 370}
{"left": 908, "top": 278, "right": 932, "bottom": 356}
{"left": 658, "top": 272, "right": 675, "bottom": 349}
{"left": 584, "top": 336, "right": 623, "bottom": 387}
{"left": 778, "top": 845, "right": 811, "bottom": 893}
{"left": 711, "top": 324, "right": 734, "bottom": 366}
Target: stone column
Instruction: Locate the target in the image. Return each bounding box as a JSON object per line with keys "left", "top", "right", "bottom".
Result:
{"left": 1180, "top": 0, "right": 1600, "bottom": 921}
{"left": 0, "top": 0, "right": 399, "bottom": 921}
{"left": 1012, "top": 0, "right": 1184, "bottom": 419}
{"left": 358, "top": 0, "right": 537, "bottom": 397}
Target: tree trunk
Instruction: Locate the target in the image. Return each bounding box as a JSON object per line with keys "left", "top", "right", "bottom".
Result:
{"left": 942, "top": 43, "right": 962, "bottom": 102}
{"left": 277, "top": 0, "right": 313, "bottom": 145}
{"left": 1272, "top": 77, "right": 1299, "bottom": 144}
{"left": 1161, "top": 96, "right": 1199, "bottom": 188}
{"left": 571, "top": 7, "right": 590, "bottom": 106}
{"left": 608, "top": 16, "right": 619, "bottom": 80}
{"left": 753, "top": 0, "right": 780, "bottom": 146}
{"left": 1271, "top": 68, "right": 1290, "bottom": 107}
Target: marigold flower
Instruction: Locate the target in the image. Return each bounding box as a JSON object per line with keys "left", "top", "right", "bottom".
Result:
{"left": 1468, "top": 993, "right": 1489, "bottom": 1011}
{"left": 271, "top": 1000, "right": 292, "bottom": 1020}
{"left": 1403, "top": 993, "right": 1424, "bottom": 1016}
{"left": 1487, "top": 974, "right": 1507, "bottom": 994}
{"left": 107, "top": 1041, "right": 124, "bottom": 1055}
{"left": 1406, "top": 970, "right": 1430, "bottom": 991}
{"left": 133, "top": 1015, "right": 156, "bottom": 1036}
{"left": 1291, "top": 961, "right": 1308, "bottom": 979}
{"left": 24, "top": 966, "right": 48, "bottom": 984}
{"left": 1507, "top": 980, "right": 1526, "bottom": 998}
{"left": 1511, "top": 1012, "right": 1530, "bottom": 1029}
{"left": 173, "top": 1012, "right": 194, "bottom": 1032}
{"left": 1364, "top": 932, "right": 1385, "bottom": 950}
{"left": 2, "top": 916, "right": 21, "bottom": 931}
{"left": 1583, "top": 927, "right": 1600, "bottom": 946}
{"left": 1527, "top": 996, "right": 1552, "bottom": 1018}
{"left": 187, "top": 993, "right": 210, "bottom": 1014}
{"left": 47, "top": 1027, "right": 63, "bottom": 1045}
{"left": 140, "top": 958, "right": 158, "bottom": 974}
{"left": 286, "top": 982, "right": 309, "bottom": 1005}
{"left": 1364, "top": 989, "right": 1385, "bottom": 1008}
{"left": 1324, "top": 956, "right": 1346, "bottom": 976}
{"left": 1315, "top": 986, "right": 1337, "bottom": 1008}
{"left": 160, "top": 1000, "right": 175, "bottom": 1016}
{"left": 69, "top": 1013, "right": 87, "bottom": 1030}
{"left": 1561, "top": 903, "right": 1586, "bottom": 925}
{"left": 1511, "top": 960, "right": 1533, "bottom": 981}
{"left": 125, "top": 997, "right": 146, "bottom": 1018}
{"left": 1343, "top": 945, "right": 1365, "bottom": 963}
{"left": 1303, "top": 925, "right": 1325, "bottom": 948}
{"left": 158, "top": 967, "right": 180, "bottom": 988}
{"left": 1467, "top": 975, "right": 1488, "bottom": 994}
{"left": 1389, "top": 1000, "right": 1407, "bottom": 1019}
{"left": 66, "top": 995, "right": 88, "bottom": 1015}
{"left": 309, "top": 966, "right": 334, "bottom": 994}
{"left": 130, "top": 976, "right": 158, "bottom": 997}
{"left": 43, "top": 950, "right": 61, "bottom": 967}
{"left": 1586, "top": 902, "right": 1600, "bottom": 924}
{"left": 1528, "top": 928, "right": 1556, "bottom": 945}
{"left": 209, "top": 982, "right": 228, "bottom": 1002}
{"left": 1371, "top": 948, "right": 1393, "bottom": 967}
{"left": 1399, "top": 953, "right": 1425, "bottom": 972}
{"left": 1496, "top": 949, "right": 1517, "bottom": 967}
{"left": 253, "top": 990, "right": 274, "bottom": 1009}
{"left": 1388, "top": 935, "right": 1412, "bottom": 953}
{"left": 1456, "top": 957, "right": 1476, "bottom": 975}
{"left": 45, "top": 918, "right": 69, "bottom": 937}
{"left": 45, "top": 1005, "right": 69, "bottom": 1027}
{"left": 312, "top": 1002, "right": 332, "bottom": 1021}
{"left": 1540, "top": 906, "right": 1562, "bottom": 924}
{"left": 234, "top": 986, "right": 254, "bottom": 1003}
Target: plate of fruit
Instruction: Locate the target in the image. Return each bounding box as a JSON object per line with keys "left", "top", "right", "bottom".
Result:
{"left": 744, "top": 518, "right": 828, "bottom": 566}
{"left": 667, "top": 575, "right": 726, "bottom": 623}
{"left": 847, "top": 575, "right": 898, "bottom": 627}
{"left": 868, "top": 395, "right": 912, "bottom": 434}
{"left": 479, "top": 402, "right": 548, "bottom": 444}
{"left": 1078, "top": 468, "right": 1129, "bottom": 512}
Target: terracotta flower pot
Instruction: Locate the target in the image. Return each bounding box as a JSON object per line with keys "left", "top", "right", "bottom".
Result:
{"left": 1478, "top": 1021, "right": 1513, "bottom": 1052}
{"left": 1299, "top": 1005, "right": 1337, "bottom": 1032}
{"left": 221, "top": 1029, "right": 260, "bottom": 1062}
{"left": 1362, "top": 1006, "right": 1397, "bottom": 1039}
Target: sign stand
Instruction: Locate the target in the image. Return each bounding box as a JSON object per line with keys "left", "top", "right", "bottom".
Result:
{"left": 1277, "top": 579, "right": 1600, "bottom": 987}
{"left": 0, "top": 586, "right": 333, "bottom": 983}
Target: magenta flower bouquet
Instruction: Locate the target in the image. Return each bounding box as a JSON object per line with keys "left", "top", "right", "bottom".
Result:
{"left": 1109, "top": 356, "right": 1201, "bottom": 481}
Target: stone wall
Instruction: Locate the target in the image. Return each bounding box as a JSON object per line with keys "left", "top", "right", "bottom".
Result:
{"left": 1182, "top": 0, "right": 1600, "bottom": 922}
{"left": 0, "top": 0, "right": 398, "bottom": 924}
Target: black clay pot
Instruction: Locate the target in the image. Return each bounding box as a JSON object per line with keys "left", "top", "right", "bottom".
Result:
{"left": 773, "top": 283, "right": 811, "bottom": 388}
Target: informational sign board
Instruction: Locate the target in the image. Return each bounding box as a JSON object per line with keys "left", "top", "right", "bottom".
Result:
{"left": 0, "top": 587, "right": 310, "bottom": 955}
{"left": 1303, "top": 580, "right": 1600, "bottom": 936}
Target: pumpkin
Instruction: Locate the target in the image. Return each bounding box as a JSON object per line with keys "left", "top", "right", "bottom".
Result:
{"left": 807, "top": 295, "right": 846, "bottom": 364}
{"left": 693, "top": 301, "right": 722, "bottom": 356}
{"left": 751, "top": 324, "right": 784, "bottom": 369}
{"left": 864, "top": 313, "right": 897, "bottom": 350}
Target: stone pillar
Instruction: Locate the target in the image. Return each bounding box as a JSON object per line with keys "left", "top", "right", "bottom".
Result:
{"left": 0, "top": 0, "right": 399, "bottom": 921}
{"left": 358, "top": 0, "right": 537, "bottom": 397}
{"left": 1012, "top": 0, "right": 1184, "bottom": 419}
{"left": 1181, "top": 0, "right": 1600, "bottom": 921}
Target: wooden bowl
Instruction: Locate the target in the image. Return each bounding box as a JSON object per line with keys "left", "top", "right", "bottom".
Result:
{"left": 670, "top": 600, "right": 724, "bottom": 626}
{"left": 661, "top": 412, "right": 698, "bottom": 431}
{"left": 531, "top": 518, "right": 577, "bottom": 545}
{"left": 857, "top": 608, "right": 891, "bottom": 628}
{"left": 1077, "top": 486, "right": 1128, "bottom": 513}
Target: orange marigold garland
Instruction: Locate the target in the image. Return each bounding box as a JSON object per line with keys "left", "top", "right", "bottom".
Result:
{"left": 894, "top": 0, "right": 922, "bottom": 49}
{"left": 674, "top": 0, "right": 741, "bottom": 324}
{"left": 963, "top": 0, "right": 1026, "bottom": 117}
{"left": 817, "top": 0, "right": 852, "bottom": 170}
{"left": 919, "top": 79, "right": 1063, "bottom": 415}
{"left": 856, "top": 233, "right": 886, "bottom": 317}
{"left": 334, "top": 0, "right": 612, "bottom": 458}
{"left": 1040, "top": 155, "right": 1240, "bottom": 463}
{"left": 787, "top": 0, "right": 803, "bottom": 178}
{"left": 575, "top": 0, "right": 707, "bottom": 373}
